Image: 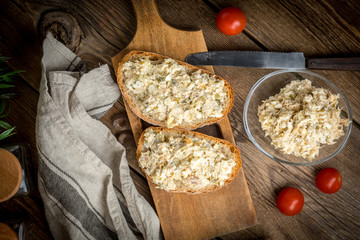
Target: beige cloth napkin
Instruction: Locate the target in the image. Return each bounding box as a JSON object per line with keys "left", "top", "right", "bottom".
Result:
{"left": 36, "top": 33, "right": 161, "bottom": 240}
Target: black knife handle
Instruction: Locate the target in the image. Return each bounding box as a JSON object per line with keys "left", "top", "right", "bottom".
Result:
{"left": 307, "top": 57, "right": 360, "bottom": 71}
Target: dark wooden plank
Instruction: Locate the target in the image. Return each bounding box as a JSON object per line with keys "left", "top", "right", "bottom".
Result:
{"left": 0, "top": 0, "right": 137, "bottom": 90}
{"left": 2, "top": 77, "right": 39, "bottom": 175}
{"left": 205, "top": 0, "right": 360, "bottom": 55}
{"left": 234, "top": 124, "right": 360, "bottom": 240}
{"left": 203, "top": 67, "right": 360, "bottom": 240}
{"left": 156, "top": 0, "right": 264, "bottom": 52}
{"left": 158, "top": 0, "right": 360, "bottom": 123}
{"left": 0, "top": 0, "right": 359, "bottom": 239}
{"left": 0, "top": 77, "right": 52, "bottom": 239}
{"left": 207, "top": 0, "right": 360, "bottom": 123}
{"left": 110, "top": 1, "right": 256, "bottom": 238}
{"left": 0, "top": 1, "right": 42, "bottom": 90}
{"left": 168, "top": 1, "right": 360, "bottom": 236}
{"left": 0, "top": 195, "right": 53, "bottom": 240}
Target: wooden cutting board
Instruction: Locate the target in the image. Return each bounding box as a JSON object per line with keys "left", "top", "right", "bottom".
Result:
{"left": 111, "top": 0, "right": 257, "bottom": 239}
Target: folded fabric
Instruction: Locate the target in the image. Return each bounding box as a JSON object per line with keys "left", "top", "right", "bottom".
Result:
{"left": 36, "top": 33, "right": 161, "bottom": 240}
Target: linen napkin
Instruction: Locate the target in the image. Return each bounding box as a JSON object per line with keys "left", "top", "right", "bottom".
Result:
{"left": 36, "top": 33, "right": 161, "bottom": 240}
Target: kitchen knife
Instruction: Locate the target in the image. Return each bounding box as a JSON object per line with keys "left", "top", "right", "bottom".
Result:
{"left": 185, "top": 51, "right": 360, "bottom": 71}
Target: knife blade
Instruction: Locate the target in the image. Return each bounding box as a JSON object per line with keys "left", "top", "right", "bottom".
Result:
{"left": 185, "top": 51, "right": 360, "bottom": 71}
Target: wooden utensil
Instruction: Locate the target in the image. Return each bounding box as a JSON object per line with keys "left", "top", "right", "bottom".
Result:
{"left": 0, "top": 148, "right": 22, "bottom": 202}
{"left": 110, "top": 0, "right": 257, "bottom": 239}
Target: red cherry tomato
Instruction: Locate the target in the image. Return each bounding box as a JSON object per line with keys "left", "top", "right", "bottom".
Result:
{"left": 316, "top": 168, "right": 342, "bottom": 194}
{"left": 216, "top": 7, "right": 246, "bottom": 36}
{"left": 276, "top": 187, "right": 304, "bottom": 216}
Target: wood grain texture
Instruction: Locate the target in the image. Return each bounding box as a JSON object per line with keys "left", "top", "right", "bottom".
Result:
{"left": 0, "top": 0, "right": 359, "bottom": 239}
{"left": 204, "top": 66, "right": 360, "bottom": 240}
{"left": 0, "top": 149, "right": 22, "bottom": 202}
{"left": 0, "top": 222, "right": 18, "bottom": 240}
{"left": 158, "top": 0, "right": 360, "bottom": 123}
{"left": 213, "top": 0, "right": 360, "bottom": 123}
{"left": 151, "top": 1, "right": 360, "bottom": 239}
{"left": 0, "top": 76, "right": 53, "bottom": 239}
{"left": 307, "top": 57, "right": 360, "bottom": 71}
{"left": 110, "top": 1, "right": 256, "bottom": 239}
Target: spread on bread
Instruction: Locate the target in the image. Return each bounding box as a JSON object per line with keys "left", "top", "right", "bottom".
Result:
{"left": 258, "top": 79, "right": 349, "bottom": 160}
{"left": 137, "top": 128, "right": 240, "bottom": 193}
{"left": 118, "top": 51, "right": 233, "bottom": 129}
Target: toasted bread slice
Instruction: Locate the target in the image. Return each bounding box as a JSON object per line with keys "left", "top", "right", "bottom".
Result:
{"left": 117, "top": 51, "right": 234, "bottom": 130}
{"left": 137, "top": 127, "right": 242, "bottom": 193}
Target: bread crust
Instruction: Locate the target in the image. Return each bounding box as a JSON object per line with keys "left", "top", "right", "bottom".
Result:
{"left": 117, "top": 50, "right": 234, "bottom": 130}
{"left": 136, "top": 127, "right": 242, "bottom": 194}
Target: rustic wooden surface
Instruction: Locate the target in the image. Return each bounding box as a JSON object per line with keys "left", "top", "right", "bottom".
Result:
{"left": 110, "top": 1, "right": 256, "bottom": 238}
{"left": 0, "top": 0, "right": 359, "bottom": 239}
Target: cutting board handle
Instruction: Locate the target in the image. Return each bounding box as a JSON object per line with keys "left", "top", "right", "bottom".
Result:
{"left": 131, "top": 0, "right": 164, "bottom": 31}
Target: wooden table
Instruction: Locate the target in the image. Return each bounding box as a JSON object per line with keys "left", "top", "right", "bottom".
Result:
{"left": 0, "top": 0, "right": 359, "bottom": 239}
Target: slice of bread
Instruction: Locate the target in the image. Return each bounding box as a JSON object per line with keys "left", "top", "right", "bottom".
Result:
{"left": 117, "top": 51, "right": 234, "bottom": 130}
{"left": 136, "top": 127, "right": 242, "bottom": 193}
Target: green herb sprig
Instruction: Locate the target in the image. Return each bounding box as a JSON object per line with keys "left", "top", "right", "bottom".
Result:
{"left": 0, "top": 56, "right": 23, "bottom": 140}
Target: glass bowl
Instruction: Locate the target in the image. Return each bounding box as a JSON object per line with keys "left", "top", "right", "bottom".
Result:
{"left": 243, "top": 69, "right": 352, "bottom": 166}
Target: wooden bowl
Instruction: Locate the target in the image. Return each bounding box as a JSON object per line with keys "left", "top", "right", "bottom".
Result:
{"left": 0, "top": 222, "right": 18, "bottom": 240}
{"left": 0, "top": 148, "right": 23, "bottom": 202}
